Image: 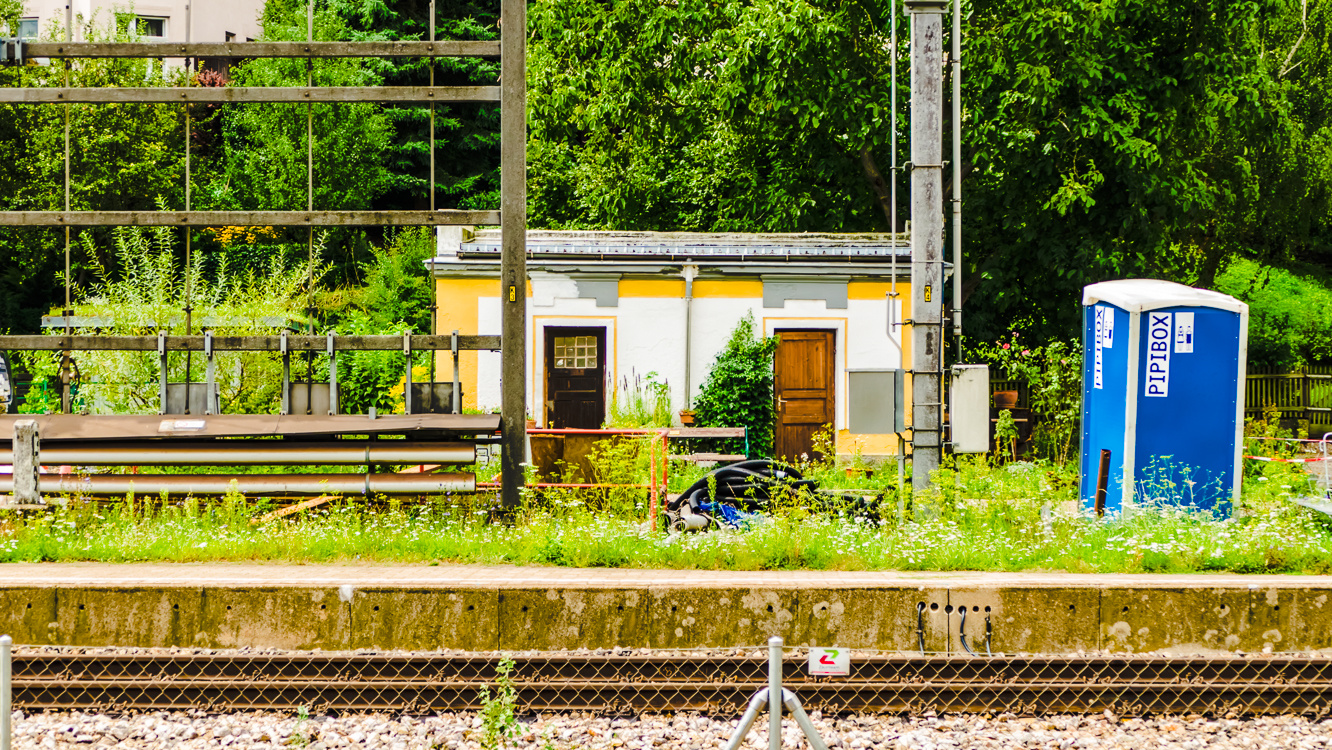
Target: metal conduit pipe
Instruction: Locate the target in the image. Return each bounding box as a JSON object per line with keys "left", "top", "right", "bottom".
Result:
{"left": 682, "top": 263, "right": 698, "bottom": 410}
{"left": 0, "top": 441, "right": 475, "bottom": 466}
{"left": 0, "top": 472, "right": 475, "bottom": 496}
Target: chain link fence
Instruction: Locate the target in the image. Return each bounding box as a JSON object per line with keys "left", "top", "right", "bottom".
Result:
{"left": 10, "top": 647, "right": 1332, "bottom": 717}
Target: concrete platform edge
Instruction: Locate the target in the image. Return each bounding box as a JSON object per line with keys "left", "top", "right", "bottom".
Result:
{"left": 2, "top": 571, "right": 1330, "bottom": 654}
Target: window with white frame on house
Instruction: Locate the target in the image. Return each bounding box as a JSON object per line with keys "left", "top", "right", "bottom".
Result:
{"left": 553, "top": 336, "right": 597, "bottom": 369}
{"left": 17, "top": 18, "right": 38, "bottom": 39}
{"left": 136, "top": 16, "right": 167, "bottom": 38}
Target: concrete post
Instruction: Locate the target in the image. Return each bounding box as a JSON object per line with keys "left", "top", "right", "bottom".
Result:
{"left": 499, "top": 0, "right": 528, "bottom": 512}
{"left": 11, "top": 420, "right": 39, "bottom": 506}
{"left": 907, "top": 0, "right": 946, "bottom": 494}
{"left": 1, "top": 634, "right": 10, "bottom": 750}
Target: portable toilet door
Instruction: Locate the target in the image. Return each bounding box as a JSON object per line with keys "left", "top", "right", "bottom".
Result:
{"left": 1080, "top": 279, "right": 1248, "bottom": 514}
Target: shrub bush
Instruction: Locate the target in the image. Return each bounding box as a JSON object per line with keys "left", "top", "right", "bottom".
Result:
{"left": 693, "top": 313, "right": 779, "bottom": 458}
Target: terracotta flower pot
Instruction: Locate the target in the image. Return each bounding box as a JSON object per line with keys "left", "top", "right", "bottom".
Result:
{"left": 678, "top": 410, "right": 696, "bottom": 426}
{"left": 993, "top": 390, "right": 1019, "bottom": 410}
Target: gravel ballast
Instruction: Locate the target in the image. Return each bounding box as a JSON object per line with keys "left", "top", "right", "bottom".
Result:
{"left": 12, "top": 711, "right": 1332, "bottom": 749}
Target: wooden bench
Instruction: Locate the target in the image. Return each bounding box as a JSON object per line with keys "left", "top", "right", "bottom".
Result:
{"left": 672, "top": 452, "right": 747, "bottom": 467}
{"left": 664, "top": 427, "right": 748, "bottom": 466}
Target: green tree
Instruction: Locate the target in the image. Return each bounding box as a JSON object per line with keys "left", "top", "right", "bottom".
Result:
{"left": 528, "top": 0, "right": 899, "bottom": 232}
{"left": 958, "top": 0, "right": 1332, "bottom": 340}
{"left": 204, "top": 5, "right": 394, "bottom": 216}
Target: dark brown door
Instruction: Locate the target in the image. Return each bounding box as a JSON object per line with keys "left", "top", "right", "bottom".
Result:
{"left": 545, "top": 327, "right": 607, "bottom": 428}
{"left": 774, "top": 329, "right": 835, "bottom": 461}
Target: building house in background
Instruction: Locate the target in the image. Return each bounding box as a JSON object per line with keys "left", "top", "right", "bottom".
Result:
{"left": 433, "top": 228, "right": 919, "bottom": 461}
{"left": 16, "top": 0, "right": 265, "bottom": 72}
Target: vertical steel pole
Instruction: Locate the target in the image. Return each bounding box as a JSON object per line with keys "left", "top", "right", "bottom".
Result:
{"left": 889, "top": 0, "right": 898, "bottom": 280}
{"left": 306, "top": 0, "right": 315, "bottom": 340}
{"left": 404, "top": 332, "right": 414, "bottom": 414}
{"left": 183, "top": 2, "right": 194, "bottom": 412}
{"left": 907, "top": 0, "right": 945, "bottom": 494}
{"left": 950, "top": 0, "right": 963, "bottom": 361}
{"left": 890, "top": 0, "right": 902, "bottom": 477}
{"left": 499, "top": 0, "right": 528, "bottom": 511}
{"left": 452, "top": 330, "right": 461, "bottom": 414}
{"left": 768, "top": 636, "right": 782, "bottom": 750}
{"left": 428, "top": 2, "right": 438, "bottom": 387}
{"left": 61, "top": 3, "right": 72, "bottom": 414}
{"left": 682, "top": 264, "right": 695, "bottom": 409}
{"left": 0, "top": 634, "right": 10, "bottom": 750}
{"left": 429, "top": 1, "right": 436, "bottom": 216}
{"left": 649, "top": 433, "right": 657, "bottom": 526}
{"left": 1095, "top": 449, "right": 1111, "bottom": 517}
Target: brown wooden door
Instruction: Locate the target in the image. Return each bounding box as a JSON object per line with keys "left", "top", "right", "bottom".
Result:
{"left": 774, "top": 329, "right": 835, "bottom": 461}
{"left": 545, "top": 327, "right": 607, "bottom": 428}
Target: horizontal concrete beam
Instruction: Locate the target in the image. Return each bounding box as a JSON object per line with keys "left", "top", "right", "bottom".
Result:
{"left": 24, "top": 41, "right": 501, "bottom": 59}
{"left": 0, "top": 210, "right": 498, "bottom": 227}
{"left": 0, "top": 580, "right": 1329, "bottom": 654}
{"left": 0, "top": 334, "right": 502, "bottom": 352}
{"left": 0, "top": 86, "right": 499, "bottom": 104}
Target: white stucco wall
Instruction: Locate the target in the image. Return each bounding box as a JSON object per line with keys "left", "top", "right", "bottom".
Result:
{"left": 473, "top": 276, "right": 906, "bottom": 428}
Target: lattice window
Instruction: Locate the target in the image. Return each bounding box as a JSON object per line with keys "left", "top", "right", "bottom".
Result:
{"left": 554, "top": 336, "right": 597, "bottom": 369}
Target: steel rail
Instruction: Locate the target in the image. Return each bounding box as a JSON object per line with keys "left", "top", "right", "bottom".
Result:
{"left": 0, "top": 210, "right": 497, "bottom": 227}
{"left": 0, "top": 334, "right": 501, "bottom": 352}
{"left": 0, "top": 472, "right": 475, "bottom": 496}
{"left": 23, "top": 41, "right": 501, "bottom": 59}
{"left": 0, "top": 86, "right": 499, "bottom": 103}
{"left": 0, "top": 440, "right": 476, "bottom": 466}
{"left": 8, "top": 653, "right": 1332, "bottom": 716}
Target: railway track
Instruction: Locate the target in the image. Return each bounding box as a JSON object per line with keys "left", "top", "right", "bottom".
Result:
{"left": 12, "top": 652, "right": 1332, "bottom": 716}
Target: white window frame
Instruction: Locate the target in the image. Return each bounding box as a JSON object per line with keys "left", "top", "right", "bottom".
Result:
{"left": 136, "top": 16, "right": 168, "bottom": 39}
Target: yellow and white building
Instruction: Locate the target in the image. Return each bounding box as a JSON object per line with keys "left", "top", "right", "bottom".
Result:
{"left": 433, "top": 228, "right": 914, "bottom": 460}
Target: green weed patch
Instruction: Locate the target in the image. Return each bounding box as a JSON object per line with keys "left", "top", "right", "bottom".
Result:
{"left": 2, "top": 456, "right": 1330, "bottom": 574}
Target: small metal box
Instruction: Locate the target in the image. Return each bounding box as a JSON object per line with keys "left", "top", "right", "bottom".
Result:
{"left": 410, "top": 382, "right": 462, "bottom": 414}
{"left": 165, "top": 382, "right": 220, "bottom": 415}
{"left": 847, "top": 369, "right": 905, "bottom": 435}
{"left": 950, "top": 364, "right": 991, "bottom": 453}
{"left": 288, "top": 382, "right": 332, "bottom": 416}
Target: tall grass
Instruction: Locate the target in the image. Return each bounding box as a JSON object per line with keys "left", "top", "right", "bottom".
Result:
{"left": 605, "top": 370, "right": 672, "bottom": 428}
{"left": 3, "top": 454, "right": 1330, "bottom": 573}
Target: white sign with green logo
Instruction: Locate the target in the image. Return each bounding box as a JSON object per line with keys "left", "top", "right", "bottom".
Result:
{"left": 808, "top": 647, "right": 850, "bottom": 676}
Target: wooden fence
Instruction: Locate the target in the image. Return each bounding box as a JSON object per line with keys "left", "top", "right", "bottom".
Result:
{"left": 1246, "top": 366, "right": 1332, "bottom": 427}
{"left": 988, "top": 367, "right": 1332, "bottom": 431}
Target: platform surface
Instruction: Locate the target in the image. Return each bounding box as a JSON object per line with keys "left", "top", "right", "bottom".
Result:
{"left": 1, "top": 562, "right": 1329, "bottom": 589}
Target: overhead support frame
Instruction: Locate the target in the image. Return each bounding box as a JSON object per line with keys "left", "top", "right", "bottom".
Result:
{"left": 1, "top": 23, "right": 526, "bottom": 506}
{"left": 0, "top": 210, "right": 498, "bottom": 227}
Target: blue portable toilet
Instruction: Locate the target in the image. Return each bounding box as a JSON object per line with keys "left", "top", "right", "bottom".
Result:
{"left": 1080, "top": 280, "right": 1248, "bottom": 514}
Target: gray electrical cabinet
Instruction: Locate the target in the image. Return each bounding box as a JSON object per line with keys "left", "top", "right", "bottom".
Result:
{"left": 847, "top": 369, "right": 906, "bottom": 435}
{"left": 950, "top": 364, "right": 991, "bottom": 453}
{"left": 165, "top": 382, "right": 220, "bottom": 416}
